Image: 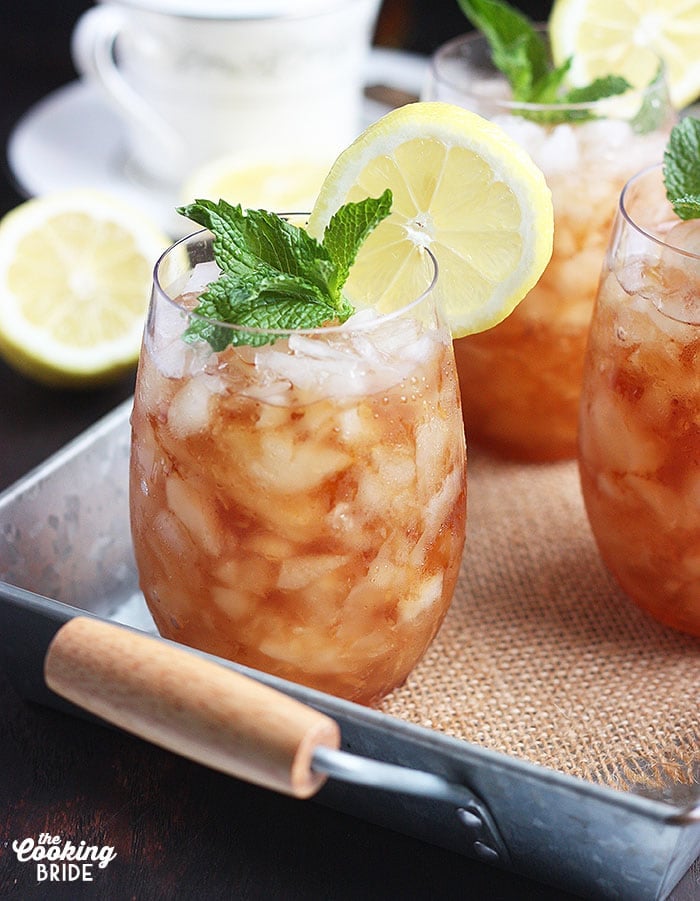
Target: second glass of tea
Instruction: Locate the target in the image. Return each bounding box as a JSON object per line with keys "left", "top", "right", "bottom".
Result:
{"left": 423, "top": 30, "right": 675, "bottom": 461}
{"left": 129, "top": 226, "right": 467, "bottom": 705}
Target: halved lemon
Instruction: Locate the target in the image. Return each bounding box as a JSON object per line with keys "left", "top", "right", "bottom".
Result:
{"left": 307, "top": 101, "right": 553, "bottom": 338}
{"left": 0, "top": 191, "right": 169, "bottom": 388}
{"left": 549, "top": 0, "right": 700, "bottom": 110}
{"left": 181, "top": 155, "right": 334, "bottom": 215}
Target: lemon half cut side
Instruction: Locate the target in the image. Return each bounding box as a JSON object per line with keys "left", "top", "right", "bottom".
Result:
{"left": 307, "top": 101, "right": 554, "bottom": 338}
{"left": 181, "top": 155, "right": 334, "bottom": 217}
{"left": 0, "top": 190, "right": 169, "bottom": 388}
{"left": 550, "top": 0, "right": 700, "bottom": 110}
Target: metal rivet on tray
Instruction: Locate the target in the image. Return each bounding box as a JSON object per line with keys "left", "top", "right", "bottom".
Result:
{"left": 473, "top": 841, "right": 500, "bottom": 864}
{"left": 456, "top": 807, "right": 482, "bottom": 830}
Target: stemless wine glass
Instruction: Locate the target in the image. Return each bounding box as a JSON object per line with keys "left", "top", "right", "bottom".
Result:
{"left": 423, "top": 30, "right": 675, "bottom": 461}
{"left": 129, "top": 225, "right": 467, "bottom": 705}
{"left": 578, "top": 163, "right": 700, "bottom": 637}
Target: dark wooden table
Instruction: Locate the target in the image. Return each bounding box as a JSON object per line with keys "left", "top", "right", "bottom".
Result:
{"left": 1, "top": 7, "right": 698, "bottom": 900}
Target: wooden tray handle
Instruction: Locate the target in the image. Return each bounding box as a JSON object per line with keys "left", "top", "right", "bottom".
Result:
{"left": 44, "top": 617, "right": 341, "bottom": 799}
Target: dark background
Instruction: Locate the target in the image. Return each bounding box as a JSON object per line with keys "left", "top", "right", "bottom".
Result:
{"left": 0, "top": 0, "right": 553, "bottom": 488}
{"left": 0, "top": 4, "right": 697, "bottom": 900}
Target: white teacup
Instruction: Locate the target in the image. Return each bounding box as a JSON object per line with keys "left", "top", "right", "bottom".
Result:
{"left": 71, "top": 0, "right": 381, "bottom": 187}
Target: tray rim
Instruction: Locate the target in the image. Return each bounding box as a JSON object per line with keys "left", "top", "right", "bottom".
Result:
{"left": 0, "top": 397, "right": 698, "bottom": 826}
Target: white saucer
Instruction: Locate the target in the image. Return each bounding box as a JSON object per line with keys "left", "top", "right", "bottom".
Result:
{"left": 7, "top": 48, "right": 428, "bottom": 235}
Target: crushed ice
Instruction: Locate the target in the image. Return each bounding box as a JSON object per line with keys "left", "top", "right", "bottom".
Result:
{"left": 492, "top": 115, "right": 666, "bottom": 179}
{"left": 152, "top": 270, "right": 439, "bottom": 401}
{"left": 615, "top": 221, "right": 700, "bottom": 326}
{"left": 247, "top": 309, "right": 437, "bottom": 400}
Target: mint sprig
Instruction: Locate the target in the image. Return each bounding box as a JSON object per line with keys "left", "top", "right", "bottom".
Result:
{"left": 456, "top": 0, "right": 632, "bottom": 124}
{"left": 663, "top": 117, "right": 700, "bottom": 221}
{"left": 176, "top": 192, "right": 392, "bottom": 349}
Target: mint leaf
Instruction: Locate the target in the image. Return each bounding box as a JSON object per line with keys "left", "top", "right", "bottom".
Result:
{"left": 456, "top": 0, "right": 549, "bottom": 99}
{"left": 664, "top": 117, "right": 700, "bottom": 220}
{"left": 629, "top": 63, "right": 668, "bottom": 134}
{"left": 457, "top": 0, "right": 633, "bottom": 124}
{"left": 178, "top": 200, "right": 336, "bottom": 305}
{"left": 530, "top": 75, "right": 633, "bottom": 124}
{"left": 176, "top": 194, "right": 392, "bottom": 348}
{"left": 322, "top": 189, "right": 392, "bottom": 295}
{"left": 527, "top": 58, "right": 571, "bottom": 104}
{"left": 562, "top": 75, "right": 631, "bottom": 105}
{"left": 669, "top": 194, "right": 700, "bottom": 220}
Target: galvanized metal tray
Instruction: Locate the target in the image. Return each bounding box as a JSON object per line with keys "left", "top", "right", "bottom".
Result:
{"left": 0, "top": 399, "right": 698, "bottom": 900}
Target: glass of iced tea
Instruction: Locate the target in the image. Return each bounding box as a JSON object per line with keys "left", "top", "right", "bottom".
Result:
{"left": 129, "top": 225, "right": 467, "bottom": 705}
{"left": 578, "top": 163, "right": 700, "bottom": 637}
{"left": 423, "top": 30, "right": 675, "bottom": 461}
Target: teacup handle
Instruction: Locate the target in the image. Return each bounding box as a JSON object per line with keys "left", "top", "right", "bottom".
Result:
{"left": 70, "top": 4, "right": 185, "bottom": 181}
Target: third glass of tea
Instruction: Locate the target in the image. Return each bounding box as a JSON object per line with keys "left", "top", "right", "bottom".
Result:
{"left": 578, "top": 163, "right": 700, "bottom": 637}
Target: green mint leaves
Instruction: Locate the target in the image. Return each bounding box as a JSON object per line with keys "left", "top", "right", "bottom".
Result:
{"left": 457, "top": 0, "right": 556, "bottom": 103}
{"left": 663, "top": 117, "right": 700, "bottom": 220}
{"left": 176, "top": 191, "right": 392, "bottom": 349}
{"left": 456, "top": 0, "right": 632, "bottom": 123}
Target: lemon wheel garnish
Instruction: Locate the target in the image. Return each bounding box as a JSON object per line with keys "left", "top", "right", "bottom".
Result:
{"left": 0, "top": 191, "right": 169, "bottom": 388}
{"left": 181, "top": 155, "right": 334, "bottom": 214}
{"left": 549, "top": 0, "right": 700, "bottom": 110}
{"left": 307, "top": 102, "right": 553, "bottom": 338}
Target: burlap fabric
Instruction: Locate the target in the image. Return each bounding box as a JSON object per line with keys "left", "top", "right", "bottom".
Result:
{"left": 380, "top": 448, "right": 700, "bottom": 798}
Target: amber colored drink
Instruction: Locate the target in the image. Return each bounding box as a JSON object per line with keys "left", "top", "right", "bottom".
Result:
{"left": 129, "top": 230, "right": 466, "bottom": 704}
{"left": 424, "top": 31, "right": 675, "bottom": 461}
{"left": 578, "top": 164, "right": 700, "bottom": 637}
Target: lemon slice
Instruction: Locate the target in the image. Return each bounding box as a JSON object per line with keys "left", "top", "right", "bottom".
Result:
{"left": 181, "top": 155, "right": 334, "bottom": 213}
{"left": 0, "top": 191, "right": 169, "bottom": 388}
{"left": 549, "top": 0, "right": 700, "bottom": 109}
{"left": 307, "top": 102, "right": 553, "bottom": 338}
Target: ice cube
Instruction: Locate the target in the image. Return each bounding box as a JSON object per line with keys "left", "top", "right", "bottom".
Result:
{"left": 151, "top": 328, "right": 213, "bottom": 381}
{"left": 277, "top": 554, "right": 349, "bottom": 590}
{"left": 257, "top": 632, "right": 347, "bottom": 674}
{"left": 650, "top": 220, "right": 700, "bottom": 324}
{"left": 233, "top": 555, "right": 278, "bottom": 598}
{"left": 615, "top": 253, "right": 662, "bottom": 299}
{"left": 355, "top": 457, "right": 416, "bottom": 528}
{"left": 420, "top": 465, "right": 463, "bottom": 543}
{"left": 244, "top": 532, "right": 295, "bottom": 561}
{"left": 492, "top": 115, "right": 545, "bottom": 159}
{"left": 398, "top": 572, "right": 444, "bottom": 623}
{"left": 249, "top": 313, "right": 434, "bottom": 400}
{"left": 534, "top": 124, "right": 580, "bottom": 175}
{"left": 182, "top": 261, "right": 221, "bottom": 294}
{"left": 165, "top": 475, "right": 222, "bottom": 556}
{"left": 210, "top": 584, "right": 252, "bottom": 619}
{"left": 415, "top": 417, "right": 451, "bottom": 497}
{"left": 622, "top": 474, "right": 676, "bottom": 524}
{"left": 151, "top": 509, "right": 194, "bottom": 561}
{"left": 666, "top": 219, "right": 700, "bottom": 256}
{"left": 131, "top": 418, "right": 158, "bottom": 484}
{"left": 579, "top": 118, "right": 631, "bottom": 157}
{"left": 255, "top": 342, "right": 369, "bottom": 397}
{"left": 240, "top": 378, "right": 293, "bottom": 404}
{"left": 213, "top": 559, "right": 239, "bottom": 585}
{"left": 167, "top": 372, "right": 226, "bottom": 438}
{"left": 587, "top": 390, "right": 665, "bottom": 473}
{"left": 250, "top": 431, "right": 352, "bottom": 493}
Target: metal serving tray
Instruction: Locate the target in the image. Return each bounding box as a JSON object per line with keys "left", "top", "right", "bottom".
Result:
{"left": 0, "top": 399, "right": 698, "bottom": 900}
